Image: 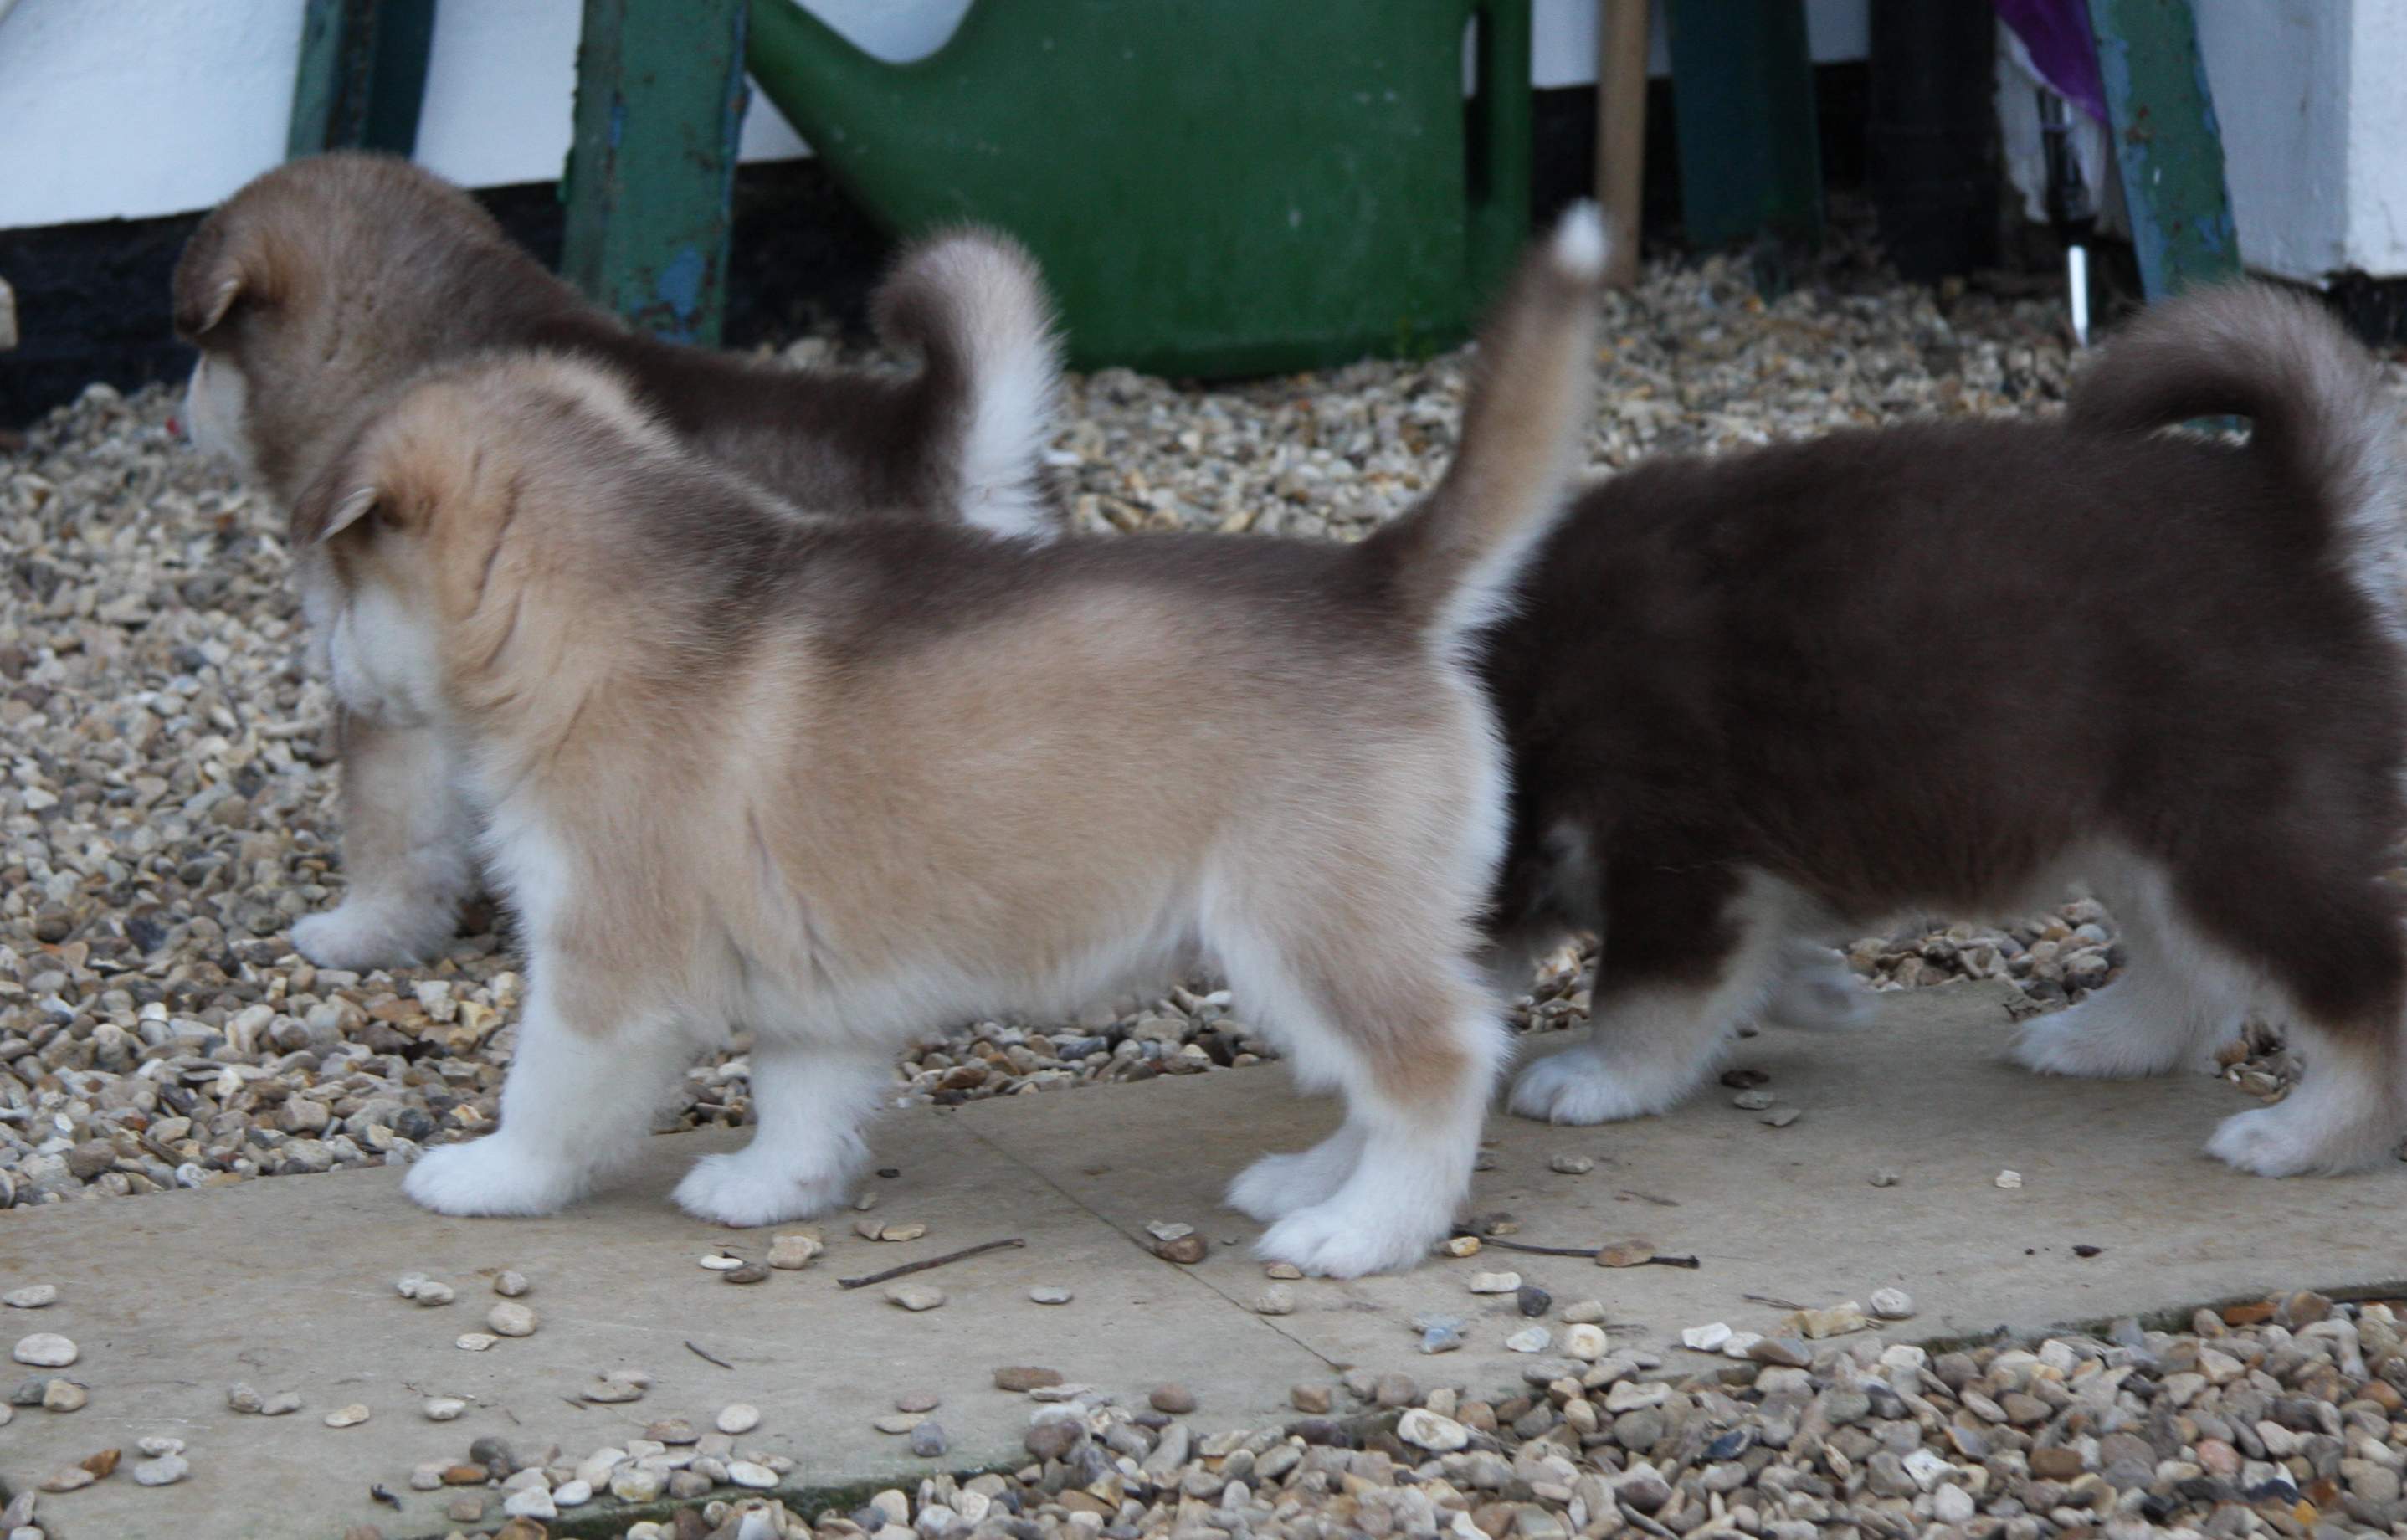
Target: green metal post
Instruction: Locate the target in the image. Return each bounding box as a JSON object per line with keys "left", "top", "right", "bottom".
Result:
{"left": 288, "top": 0, "right": 438, "bottom": 159}
{"left": 560, "top": 0, "right": 750, "bottom": 346}
{"left": 1663, "top": 0, "right": 1823, "bottom": 250}
{"left": 2086, "top": 0, "right": 2241, "bottom": 300}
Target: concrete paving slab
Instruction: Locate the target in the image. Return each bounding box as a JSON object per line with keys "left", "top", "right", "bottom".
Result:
{"left": 8, "top": 978, "right": 2407, "bottom": 1539}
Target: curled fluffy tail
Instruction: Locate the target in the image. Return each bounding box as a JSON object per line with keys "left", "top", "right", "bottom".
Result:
{"left": 873, "top": 228, "right": 1065, "bottom": 541}
{"left": 1359, "top": 203, "right": 1607, "bottom": 648}
{"left": 2070, "top": 283, "right": 2404, "bottom": 574}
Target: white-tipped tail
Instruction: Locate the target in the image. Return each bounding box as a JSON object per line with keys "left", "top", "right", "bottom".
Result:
{"left": 1358, "top": 203, "right": 1609, "bottom": 649}
{"left": 873, "top": 229, "right": 1066, "bottom": 542}
{"left": 1550, "top": 200, "right": 1609, "bottom": 282}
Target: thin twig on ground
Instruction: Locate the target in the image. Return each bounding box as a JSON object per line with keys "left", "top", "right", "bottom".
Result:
{"left": 836, "top": 1237, "right": 1026, "bottom": 1289}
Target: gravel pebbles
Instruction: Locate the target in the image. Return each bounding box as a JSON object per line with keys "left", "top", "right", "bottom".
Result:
{"left": 346, "top": 1286, "right": 2407, "bottom": 1540}
{"left": 10, "top": 251, "right": 2358, "bottom": 1210}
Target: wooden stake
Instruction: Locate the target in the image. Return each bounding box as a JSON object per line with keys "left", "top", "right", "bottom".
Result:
{"left": 1595, "top": 0, "right": 1650, "bottom": 289}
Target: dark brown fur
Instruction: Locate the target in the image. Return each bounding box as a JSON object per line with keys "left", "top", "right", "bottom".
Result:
{"left": 1486, "top": 283, "right": 2407, "bottom": 1173}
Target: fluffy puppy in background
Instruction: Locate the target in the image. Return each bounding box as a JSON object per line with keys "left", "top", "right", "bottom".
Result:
{"left": 1487, "top": 284, "right": 2407, "bottom": 1178}
{"left": 172, "top": 152, "right": 1063, "bottom": 969}
{"left": 283, "top": 208, "right": 1609, "bottom": 1276}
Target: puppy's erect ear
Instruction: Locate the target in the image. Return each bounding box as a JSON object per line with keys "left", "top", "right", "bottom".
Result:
{"left": 172, "top": 218, "right": 278, "bottom": 341}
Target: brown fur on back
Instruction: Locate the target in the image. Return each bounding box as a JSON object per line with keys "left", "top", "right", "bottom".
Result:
{"left": 173, "top": 151, "right": 1051, "bottom": 523}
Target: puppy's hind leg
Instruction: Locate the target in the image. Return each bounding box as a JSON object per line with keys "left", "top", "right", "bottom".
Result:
{"left": 1509, "top": 865, "right": 1794, "bottom": 1124}
{"left": 403, "top": 979, "right": 695, "bottom": 1216}
{"left": 1216, "top": 917, "right": 1502, "bottom": 1277}
{"left": 2013, "top": 855, "right": 2250, "bottom": 1079}
{"left": 294, "top": 708, "right": 479, "bottom": 969}
{"left": 673, "top": 1040, "right": 888, "bottom": 1227}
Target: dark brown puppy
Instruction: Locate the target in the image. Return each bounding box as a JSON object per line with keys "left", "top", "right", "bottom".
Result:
{"left": 172, "top": 152, "right": 1063, "bottom": 970}
{"left": 1487, "top": 284, "right": 2407, "bottom": 1176}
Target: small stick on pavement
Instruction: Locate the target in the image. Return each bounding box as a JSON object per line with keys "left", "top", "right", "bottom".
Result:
{"left": 837, "top": 1237, "right": 1025, "bottom": 1290}
{"left": 1455, "top": 1229, "right": 1701, "bottom": 1268}
{"left": 685, "top": 1339, "right": 735, "bottom": 1370}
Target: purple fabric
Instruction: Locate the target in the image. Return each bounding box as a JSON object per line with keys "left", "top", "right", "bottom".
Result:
{"left": 1995, "top": 0, "right": 2108, "bottom": 124}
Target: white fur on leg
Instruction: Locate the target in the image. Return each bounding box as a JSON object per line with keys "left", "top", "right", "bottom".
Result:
{"left": 1508, "top": 998, "right": 1735, "bottom": 1124}
{"left": 672, "top": 1042, "right": 886, "bottom": 1226}
{"left": 1754, "top": 941, "right": 1871, "bottom": 1033}
{"left": 1256, "top": 1070, "right": 1491, "bottom": 1278}
{"left": 1511, "top": 872, "right": 1797, "bottom": 1124}
{"left": 403, "top": 996, "right": 688, "bottom": 1216}
{"left": 1226, "top": 1122, "right": 1367, "bottom": 1224}
{"left": 2012, "top": 855, "right": 2250, "bottom": 1079}
{"left": 2204, "top": 1022, "right": 2403, "bottom": 1175}
{"left": 295, "top": 889, "right": 464, "bottom": 971}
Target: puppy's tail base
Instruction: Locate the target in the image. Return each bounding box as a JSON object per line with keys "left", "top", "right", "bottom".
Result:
{"left": 1360, "top": 203, "right": 1606, "bottom": 651}
{"left": 2070, "top": 284, "right": 2404, "bottom": 576}
{"left": 873, "top": 228, "right": 1067, "bottom": 542}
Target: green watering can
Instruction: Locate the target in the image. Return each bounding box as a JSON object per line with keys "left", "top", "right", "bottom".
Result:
{"left": 747, "top": 0, "right": 1533, "bottom": 377}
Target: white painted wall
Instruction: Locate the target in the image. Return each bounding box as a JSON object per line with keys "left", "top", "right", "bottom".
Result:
{"left": 3, "top": 0, "right": 2399, "bottom": 279}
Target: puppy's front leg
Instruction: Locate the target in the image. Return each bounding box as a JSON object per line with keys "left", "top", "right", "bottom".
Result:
{"left": 293, "top": 707, "right": 479, "bottom": 969}
{"left": 403, "top": 982, "right": 693, "bottom": 1216}
{"left": 673, "top": 1039, "right": 889, "bottom": 1227}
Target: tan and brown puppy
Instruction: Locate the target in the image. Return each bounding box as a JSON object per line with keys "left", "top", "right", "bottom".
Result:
{"left": 285, "top": 208, "right": 1608, "bottom": 1276}
{"left": 1485, "top": 284, "right": 2407, "bottom": 1178}
{"left": 172, "top": 152, "right": 1063, "bottom": 970}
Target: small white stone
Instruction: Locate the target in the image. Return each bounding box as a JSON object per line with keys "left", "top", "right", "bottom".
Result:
{"left": 3, "top": 1286, "right": 58, "bottom": 1310}
{"left": 717, "top": 1403, "right": 762, "bottom": 1435}
{"left": 1720, "top": 1331, "right": 1767, "bottom": 1359}
{"left": 493, "top": 1270, "right": 531, "bottom": 1297}
{"left": 1029, "top": 1286, "right": 1073, "bottom": 1305}
{"left": 410, "top": 1462, "right": 447, "bottom": 1491}
{"left": 1605, "top": 1380, "right": 1670, "bottom": 1412}
{"left": 1505, "top": 1326, "right": 1552, "bottom": 1354}
{"left": 395, "top": 1271, "right": 428, "bottom": 1298}
{"left": 550, "top": 1477, "right": 593, "bottom": 1508}
{"left": 424, "top": 1398, "right": 468, "bottom": 1421}
{"left": 12, "top": 1334, "right": 75, "bottom": 1368}
{"left": 698, "top": 1251, "right": 747, "bottom": 1271}
{"left": 583, "top": 1378, "right": 645, "bottom": 1404}
{"left": 1933, "top": 1484, "right": 1975, "bottom": 1523}
{"left": 1995, "top": 1169, "right": 2023, "bottom": 1189}
{"left": 261, "top": 1390, "right": 302, "bottom": 1416}
{"left": 1870, "top": 1286, "right": 1917, "bottom": 1320}
{"left": 455, "top": 1332, "right": 499, "bottom": 1352}
{"left": 324, "top": 1403, "right": 371, "bottom": 1428}
{"left": 42, "top": 1378, "right": 86, "bottom": 1411}
{"left": 411, "top": 1281, "right": 455, "bottom": 1306}
{"left": 1681, "top": 1322, "right": 1734, "bottom": 1353}
{"left": 885, "top": 1284, "right": 946, "bottom": 1312}
{"left": 1549, "top": 1153, "right": 1595, "bottom": 1174}
{"left": 1146, "top": 1220, "right": 1194, "bottom": 1242}
{"left": 728, "top": 1460, "right": 779, "bottom": 1489}
{"left": 1397, "top": 1407, "right": 1471, "bottom": 1452}
{"left": 767, "top": 1235, "right": 823, "bottom": 1270}
{"left": 504, "top": 1487, "right": 558, "bottom": 1519}
{"left": 1563, "top": 1323, "right": 1609, "bottom": 1361}
{"left": 134, "top": 1454, "right": 190, "bottom": 1486}
{"left": 1467, "top": 1271, "right": 1522, "bottom": 1294}
{"left": 137, "top": 1437, "right": 185, "bottom": 1457}
{"left": 1254, "top": 1285, "right": 1297, "bottom": 1317}
{"left": 486, "top": 1301, "right": 538, "bottom": 1337}
{"left": 611, "top": 1465, "right": 666, "bottom": 1502}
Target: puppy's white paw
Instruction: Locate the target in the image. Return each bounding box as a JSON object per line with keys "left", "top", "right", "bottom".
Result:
{"left": 1507, "top": 1050, "right": 1671, "bottom": 1125}
{"left": 403, "top": 1138, "right": 587, "bottom": 1217}
{"left": 294, "top": 896, "right": 456, "bottom": 972}
{"left": 2205, "top": 1099, "right": 2398, "bottom": 1177}
{"left": 2011, "top": 996, "right": 2208, "bottom": 1080}
{"left": 1256, "top": 1199, "right": 1445, "bottom": 1279}
{"left": 672, "top": 1152, "right": 851, "bottom": 1228}
{"left": 1225, "top": 1137, "right": 1360, "bottom": 1223}
{"left": 1757, "top": 952, "right": 1872, "bottom": 1033}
